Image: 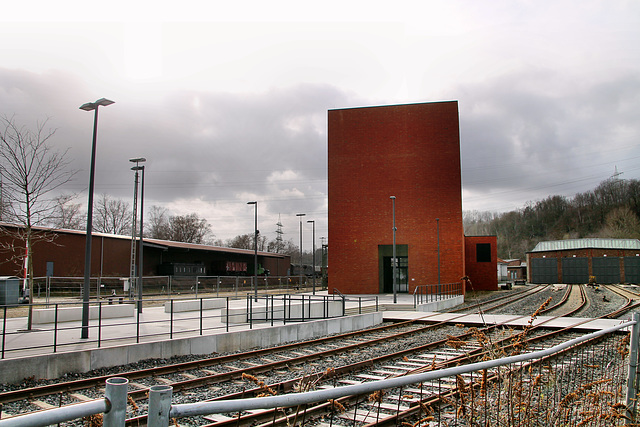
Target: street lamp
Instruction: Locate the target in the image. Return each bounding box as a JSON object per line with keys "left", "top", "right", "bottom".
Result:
{"left": 436, "top": 218, "right": 441, "bottom": 285}
{"left": 131, "top": 158, "right": 146, "bottom": 312}
{"left": 296, "top": 213, "right": 305, "bottom": 288}
{"left": 307, "top": 220, "right": 316, "bottom": 295}
{"left": 79, "top": 98, "right": 114, "bottom": 339}
{"left": 247, "top": 201, "right": 258, "bottom": 301}
{"left": 390, "top": 196, "right": 397, "bottom": 303}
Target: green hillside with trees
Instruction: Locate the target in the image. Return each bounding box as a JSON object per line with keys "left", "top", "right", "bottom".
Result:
{"left": 463, "top": 178, "right": 640, "bottom": 260}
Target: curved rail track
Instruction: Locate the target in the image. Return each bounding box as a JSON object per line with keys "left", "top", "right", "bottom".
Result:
{"left": 0, "top": 283, "right": 635, "bottom": 426}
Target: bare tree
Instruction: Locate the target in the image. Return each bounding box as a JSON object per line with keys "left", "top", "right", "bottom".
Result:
{"left": 0, "top": 116, "right": 76, "bottom": 329}
{"left": 50, "top": 194, "right": 84, "bottom": 230}
{"left": 93, "top": 194, "right": 131, "bottom": 235}
{"left": 146, "top": 205, "right": 171, "bottom": 240}
{"left": 168, "top": 213, "right": 212, "bottom": 244}
{"left": 602, "top": 206, "right": 640, "bottom": 239}
{"left": 227, "top": 233, "right": 253, "bottom": 249}
{"left": 145, "top": 208, "right": 213, "bottom": 244}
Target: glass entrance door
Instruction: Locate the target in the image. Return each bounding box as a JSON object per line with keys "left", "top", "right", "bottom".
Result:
{"left": 383, "top": 256, "right": 408, "bottom": 293}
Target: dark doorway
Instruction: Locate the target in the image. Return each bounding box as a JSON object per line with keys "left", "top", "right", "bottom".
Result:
{"left": 383, "top": 256, "right": 408, "bottom": 293}
{"left": 379, "top": 245, "right": 408, "bottom": 293}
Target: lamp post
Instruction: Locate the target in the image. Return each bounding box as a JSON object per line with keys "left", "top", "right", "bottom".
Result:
{"left": 436, "top": 218, "right": 441, "bottom": 285}
{"left": 247, "top": 201, "right": 258, "bottom": 301}
{"left": 79, "top": 98, "right": 114, "bottom": 339}
{"left": 131, "top": 158, "right": 146, "bottom": 312}
{"left": 296, "top": 213, "right": 305, "bottom": 287}
{"left": 390, "top": 196, "right": 397, "bottom": 303}
{"left": 307, "top": 220, "right": 316, "bottom": 295}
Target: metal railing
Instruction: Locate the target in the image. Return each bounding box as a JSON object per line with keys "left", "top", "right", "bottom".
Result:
{"left": 246, "top": 294, "right": 345, "bottom": 327}
{"left": 0, "top": 377, "right": 129, "bottom": 427}
{"left": 413, "top": 282, "right": 464, "bottom": 307}
{"left": 28, "top": 274, "right": 325, "bottom": 302}
{"left": 0, "top": 294, "right": 343, "bottom": 359}
{"left": 4, "top": 315, "right": 637, "bottom": 426}
{"left": 332, "top": 288, "right": 379, "bottom": 313}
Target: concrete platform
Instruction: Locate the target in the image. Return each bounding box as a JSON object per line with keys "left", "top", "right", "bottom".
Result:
{"left": 1, "top": 292, "right": 450, "bottom": 384}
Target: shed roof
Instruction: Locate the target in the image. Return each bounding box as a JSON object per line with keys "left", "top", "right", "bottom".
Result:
{"left": 530, "top": 238, "right": 640, "bottom": 253}
{"left": 0, "top": 222, "right": 287, "bottom": 258}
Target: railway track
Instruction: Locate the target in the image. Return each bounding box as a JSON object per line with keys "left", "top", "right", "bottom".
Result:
{"left": 0, "top": 284, "right": 634, "bottom": 426}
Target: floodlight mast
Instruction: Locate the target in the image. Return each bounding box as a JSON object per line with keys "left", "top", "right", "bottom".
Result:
{"left": 129, "top": 158, "right": 146, "bottom": 312}
{"left": 79, "top": 98, "right": 114, "bottom": 339}
{"left": 247, "top": 201, "right": 258, "bottom": 301}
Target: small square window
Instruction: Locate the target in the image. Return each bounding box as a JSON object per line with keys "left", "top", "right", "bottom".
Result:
{"left": 476, "top": 243, "right": 491, "bottom": 262}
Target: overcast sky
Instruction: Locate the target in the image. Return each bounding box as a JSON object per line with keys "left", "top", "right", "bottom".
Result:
{"left": 1, "top": 1, "right": 639, "bottom": 248}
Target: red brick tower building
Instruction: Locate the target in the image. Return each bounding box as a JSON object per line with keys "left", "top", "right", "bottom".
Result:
{"left": 328, "top": 101, "right": 466, "bottom": 294}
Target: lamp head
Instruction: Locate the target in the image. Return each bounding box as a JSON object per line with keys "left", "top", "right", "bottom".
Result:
{"left": 390, "top": 196, "right": 396, "bottom": 200}
{"left": 129, "top": 157, "right": 146, "bottom": 163}
{"left": 296, "top": 213, "right": 306, "bottom": 217}
{"left": 247, "top": 201, "right": 257, "bottom": 205}
{"left": 80, "top": 98, "right": 115, "bottom": 111}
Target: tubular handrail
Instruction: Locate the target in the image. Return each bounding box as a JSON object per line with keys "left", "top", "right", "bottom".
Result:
{"left": 159, "top": 318, "right": 637, "bottom": 421}
{"left": 1, "top": 317, "right": 637, "bottom": 426}
{"left": 0, "top": 377, "right": 129, "bottom": 427}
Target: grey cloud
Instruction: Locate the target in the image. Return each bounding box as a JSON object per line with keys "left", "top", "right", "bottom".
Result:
{"left": 458, "top": 69, "right": 640, "bottom": 211}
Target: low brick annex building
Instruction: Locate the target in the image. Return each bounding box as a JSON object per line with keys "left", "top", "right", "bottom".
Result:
{"left": 328, "top": 101, "right": 497, "bottom": 294}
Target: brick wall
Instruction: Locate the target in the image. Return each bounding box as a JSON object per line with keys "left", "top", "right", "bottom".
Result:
{"left": 464, "top": 235, "right": 498, "bottom": 291}
{"left": 328, "top": 101, "right": 464, "bottom": 294}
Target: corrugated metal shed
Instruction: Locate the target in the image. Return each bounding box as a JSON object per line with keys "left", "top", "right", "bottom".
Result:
{"left": 531, "top": 238, "right": 640, "bottom": 253}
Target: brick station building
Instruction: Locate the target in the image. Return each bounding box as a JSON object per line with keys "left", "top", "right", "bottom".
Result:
{"left": 328, "top": 101, "right": 497, "bottom": 294}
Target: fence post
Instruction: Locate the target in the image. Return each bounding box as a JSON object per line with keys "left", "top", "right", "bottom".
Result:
{"left": 53, "top": 303, "right": 59, "bottom": 353}
{"left": 136, "top": 300, "right": 140, "bottom": 344}
{"left": 199, "top": 298, "right": 203, "bottom": 335}
{"left": 103, "top": 377, "right": 129, "bottom": 427}
{"left": 147, "top": 384, "right": 173, "bottom": 427}
{"left": 98, "top": 302, "right": 102, "bottom": 348}
{"left": 626, "top": 312, "right": 640, "bottom": 423}
{"left": 2, "top": 305, "right": 6, "bottom": 359}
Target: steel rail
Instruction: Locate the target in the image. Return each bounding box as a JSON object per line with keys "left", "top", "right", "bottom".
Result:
{"left": 163, "top": 319, "right": 635, "bottom": 421}
{"left": 199, "top": 296, "right": 618, "bottom": 426}
{"left": 0, "top": 312, "right": 444, "bottom": 405}
{"left": 447, "top": 285, "right": 548, "bottom": 313}
{"left": 0, "top": 284, "right": 608, "bottom": 425}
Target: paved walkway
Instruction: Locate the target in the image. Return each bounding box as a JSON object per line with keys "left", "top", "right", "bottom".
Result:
{"left": 383, "top": 310, "right": 630, "bottom": 331}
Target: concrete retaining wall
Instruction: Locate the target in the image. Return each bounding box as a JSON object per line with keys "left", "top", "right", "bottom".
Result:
{"left": 0, "top": 312, "right": 383, "bottom": 385}
{"left": 32, "top": 304, "right": 135, "bottom": 324}
{"left": 222, "top": 300, "right": 343, "bottom": 323}
{"left": 163, "top": 298, "right": 226, "bottom": 313}
{"left": 416, "top": 295, "right": 464, "bottom": 312}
